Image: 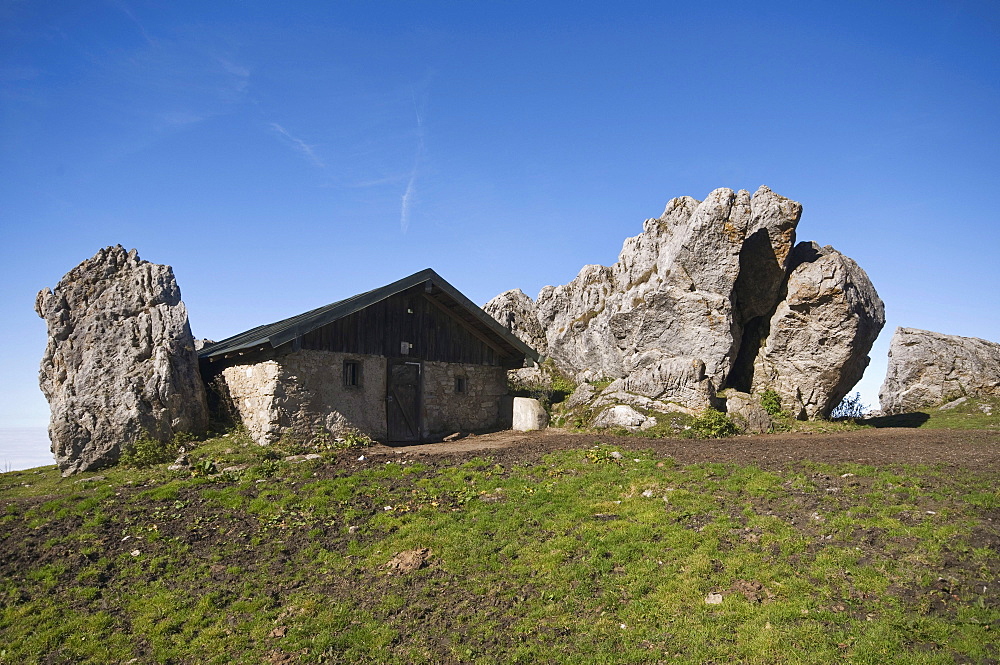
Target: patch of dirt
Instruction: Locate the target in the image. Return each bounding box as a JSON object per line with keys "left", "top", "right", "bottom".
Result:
{"left": 384, "top": 548, "right": 431, "bottom": 574}
{"left": 367, "top": 426, "right": 1000, "bottom": 471}
{"left": 727, "top": 579, "right": 773, "bottom": 603}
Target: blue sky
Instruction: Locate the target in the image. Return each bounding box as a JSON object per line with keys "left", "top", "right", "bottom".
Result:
{"left": 2, "top": 0, "right": 998, "bottom": 437}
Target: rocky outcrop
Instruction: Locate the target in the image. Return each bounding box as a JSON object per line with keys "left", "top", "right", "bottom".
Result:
{"left": 750, "top": 242, "right": 885, "bottom": 419}
{"left": 483, "top": 289, "right": 547, "bottom": 356}
{"left": 485, "top": 187, "right": 885, "bottom": 420}
{"left": 879, "top": 328, "right": 1000, "bottom": 414}
{"left": 526, "top": 187, "right": 801, "bottom": 388}
{"left": 36, "top": 246, "right": 208, "bottom": 475}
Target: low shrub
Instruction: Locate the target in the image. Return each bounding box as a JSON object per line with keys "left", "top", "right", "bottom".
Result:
{"left": 190, "top": 458, "right": 218, "bottom": 477}
{"left": 335, "top": 429, "right": 374, "bottom": 449}
{"left": 760, "top": 389, "right": 783, "bottom": 416}
{"left": 119, "top": 432, "right": 193, "bottom": 468}
{"left": 585, "top": 444, "right": 623, "bottom": 466}
{"left": 684, "top": 408, "right": 740, "bottom": 439}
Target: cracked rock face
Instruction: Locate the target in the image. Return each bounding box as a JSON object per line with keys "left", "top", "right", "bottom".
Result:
{"left": 750, "top": 242, "right": 885, "bottom": 419}
{"left": 35, "top": 246, "right": 208, "bottom": 475}
{"left": 485, "top": 187, "right": 885, "bottom": 419}
{"left": 482, "top": 289, "right": 548, "bottom": 356}
{"left": 879, "top": 328, "right": 1000, "bottom": 414}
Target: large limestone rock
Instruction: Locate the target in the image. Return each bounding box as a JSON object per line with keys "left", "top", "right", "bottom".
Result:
{"left": 525, "top": 187, "right": 801, "bottom": 389}
{"left": 879, "top": 328, "right": 1000, "bottom": 414}
{"left": 485, "top": 187, "right": 885, "bottom": 420}
{"left": 750, "top": 242, "right": 886, "bottom": 419}
{"left": 482, "top": 289, "right": 547, "bottom": 355}
{"left": 35, "top": 246, "right": 208, "bottom": 475}
{"left": 723, "top": 391, "right": 772, "bottom": 434}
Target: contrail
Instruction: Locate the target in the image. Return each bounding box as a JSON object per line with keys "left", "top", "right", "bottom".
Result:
{"left": 400, "top": 94, "right": 426, "bottom": 234}
{"left": 270, "top": 123, "right": 324, "bottom": 168}
{"left": 113, "top": 0, "right": 156, "bottom": 46}
{"left": 400, "top": 172, "right": 417, "bottom": 234}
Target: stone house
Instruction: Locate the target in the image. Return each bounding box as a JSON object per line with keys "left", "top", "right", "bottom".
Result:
{"left": 199, "top": 269, "right": 539, "bottom": 445}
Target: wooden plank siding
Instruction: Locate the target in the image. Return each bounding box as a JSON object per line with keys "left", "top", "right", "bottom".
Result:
{"left": 299, "top": 286, "right": 505, "bottom": 366}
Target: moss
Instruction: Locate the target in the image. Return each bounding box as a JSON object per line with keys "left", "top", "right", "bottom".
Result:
{"left": 589, "top": 378, "right": 614, "bottom": 392}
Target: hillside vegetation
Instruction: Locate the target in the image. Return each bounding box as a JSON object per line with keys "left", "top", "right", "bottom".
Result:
{"left": 2, "top": 405, "right": 998, "bottom": 664}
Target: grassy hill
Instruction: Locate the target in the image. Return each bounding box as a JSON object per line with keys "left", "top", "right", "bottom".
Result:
{"left": 2, "top": 404, "right": 998, "bottom": 664}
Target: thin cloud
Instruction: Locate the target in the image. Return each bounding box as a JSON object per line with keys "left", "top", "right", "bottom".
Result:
{"left": 400, "top": 92, "right": 426, "bottom": 234}
{"left": 112, "top": 0, "right": 156, "bottom": 46}
{"left": 270, "top": 123, "right": 324, "bottom": 168}
{"left": 216, "top": 57, "right": 250, "bottom": 101}
{"left": 160, "top": 110, "right": 204, "bottom": 126}
{"left": 343, "top": 174, "right": 408, "bottom": 188}
{"left": 217, "top": 57, "right": 250, "bottom": 81}
{"left": 400, "top": 171, "right": 417, "bottom": 234}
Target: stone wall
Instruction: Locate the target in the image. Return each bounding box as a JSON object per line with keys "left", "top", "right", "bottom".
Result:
{"left": 220, "top": 350, "right": 387, "bottom": 445}
{"left": 421, "top": 361, "right": 507, "bottom": 437}
{"left": 217, "top": 351, "right": 508, "bottom": 444}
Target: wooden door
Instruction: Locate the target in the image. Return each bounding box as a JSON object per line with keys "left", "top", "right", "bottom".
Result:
{"left": 387, "top": 360, "right": 422, "bottom": 442}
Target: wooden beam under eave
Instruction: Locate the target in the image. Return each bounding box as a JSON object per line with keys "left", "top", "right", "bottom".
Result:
{"left": 421, "top": 292, "right": 515, "bottom": 361}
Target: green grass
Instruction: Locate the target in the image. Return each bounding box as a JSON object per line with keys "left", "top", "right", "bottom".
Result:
{"left": 1, "top": 437, "right": 997, "bottom": 664}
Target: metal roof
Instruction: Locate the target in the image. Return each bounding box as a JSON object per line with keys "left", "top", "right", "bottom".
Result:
{"left": 198, "top": 268, "right": 540, "bottom": 363}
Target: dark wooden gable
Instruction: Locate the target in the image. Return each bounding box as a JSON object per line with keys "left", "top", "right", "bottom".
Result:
{"left": 199, "top": 269, "right": 538, "bottom": 370}
{"left": 299, "top": 285, "right": 506, "bottom": 366}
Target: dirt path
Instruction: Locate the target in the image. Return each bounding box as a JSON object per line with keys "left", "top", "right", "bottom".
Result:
{"left": 368, "top": 427, "right": 1000, "bottom": 470}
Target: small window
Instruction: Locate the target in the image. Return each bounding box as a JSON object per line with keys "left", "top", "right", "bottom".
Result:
{"left": 455, "top": 376, "right": 468, "bottom": 394}
{"left": 343, "top": 360, "right": 361, "bottom": 388}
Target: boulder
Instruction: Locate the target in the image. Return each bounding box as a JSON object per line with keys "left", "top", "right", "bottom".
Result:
{"left": 35, "top": 246, "right": 208, "bottom": 475}
{"left": 723, "top": 391, "right": 772, "bottom": 434}
{"left": 563, "top": 382, "right": 598, "bottom": 410}
{"left": 512, "top": 397, "right": 548, "bottom": 431}
{"left": 879, "top": 328, "right": 1000, "bottom": 414}
{"left": 750, "top": 242, "right": 885, "bottom": 419}
{"left": 615, "top": 353, "right": 716, "bottom": 412}
{"left": 482, "top": 289, "right": 547, "bottom": 356}
{"left": 591, "top": 404, "right": 657, "bottom": 431}
{"left": 486, "top": 187, "right": 884, "bottom": 420}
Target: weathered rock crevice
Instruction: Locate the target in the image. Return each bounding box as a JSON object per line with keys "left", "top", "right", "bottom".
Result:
{"left": 725, "top": 314, "right": 770, "bottom": 394}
